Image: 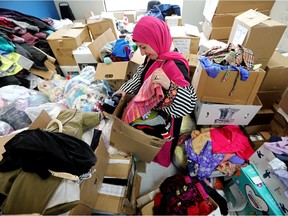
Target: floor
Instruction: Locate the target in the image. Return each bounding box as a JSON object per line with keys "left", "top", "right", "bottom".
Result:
{"left": 137, "top": 160, "right": 179, "bottom": 196}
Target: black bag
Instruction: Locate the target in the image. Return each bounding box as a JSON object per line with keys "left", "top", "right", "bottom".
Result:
{"left": 59, "top": 2, "right": 75, "bottom": 20}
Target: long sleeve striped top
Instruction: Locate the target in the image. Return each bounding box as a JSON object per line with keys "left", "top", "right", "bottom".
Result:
{"left": 119, "top": 59, "right": 198, "bottom": 118}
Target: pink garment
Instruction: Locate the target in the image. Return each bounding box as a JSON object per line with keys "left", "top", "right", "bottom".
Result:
{"left": 122, "top": 75, "right": 164, "bottom": 124}
{"left": 132, "top": 16, "right": 190, "bottom": 87}
{"left": 210, "top": 125, "right": 254, "bottom": 161}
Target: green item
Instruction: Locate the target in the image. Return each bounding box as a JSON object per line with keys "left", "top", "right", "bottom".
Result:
{"left": 45, "top": 109, "right": 102, "bottom": 140}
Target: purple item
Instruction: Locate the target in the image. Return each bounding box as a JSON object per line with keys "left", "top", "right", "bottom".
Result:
{"left": 229, "top": 155, "right": 245, "bottom": 164}
{"left": 186, "top": 140, "right": 224, "bottom": 179}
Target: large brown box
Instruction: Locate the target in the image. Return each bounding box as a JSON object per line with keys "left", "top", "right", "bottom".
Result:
{"left": 228, "top": 10, "right": 287, "bottom": 68}
{"left": 47, "top": 26, "right": 91, "bottom": 66}
{"left": 192, "top": 62, "right": 266, "bottom": 105}
{"left": 260, "top": 51, "right": 288, "bottom": 91}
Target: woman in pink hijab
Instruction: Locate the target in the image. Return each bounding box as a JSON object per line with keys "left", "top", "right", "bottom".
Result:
{"left": 114, "top": 16, "right": 197, "bottom": 167}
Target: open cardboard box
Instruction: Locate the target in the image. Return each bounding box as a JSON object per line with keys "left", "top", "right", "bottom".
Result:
{"left": 103, "top": 95, "right": 166, "bottom": 163}
{"left": 88, "top": 28, "right": 144, "bottom": 91}
{"left": 244, "top": 88, "right": 288, "bottom": 149}
{"left": 192, "top": 62, "right": 265, "bottom": 105}
{"left": 71, "top": 137, "right": 141, "bottom": 215}
{"left": 47, "top": 26, "right": 91, "bottom": 66}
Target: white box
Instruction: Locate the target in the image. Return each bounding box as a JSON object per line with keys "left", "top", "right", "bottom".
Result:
{"left": 195, "top": 97, "right": 262, "bottom": 125}
{"left": 60, "top": 65, "right": 80, "bottom": 78}
{"left": 249, "top": 144, "right": 288, "bottom": 215}
{"left": 72, "top": 42, "right": 97, "bottom": 71}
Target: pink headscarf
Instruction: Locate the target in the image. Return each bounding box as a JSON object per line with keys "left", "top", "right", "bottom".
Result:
{"left": 132, "top": 16, "right": 190, "bottom": 86}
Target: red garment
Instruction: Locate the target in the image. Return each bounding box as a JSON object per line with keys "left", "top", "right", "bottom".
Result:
{"left": 210, "top": 125, "right": 254, "bottom": 161}
{"left": 121, "top": 75, "right": 164, "bottom": 124}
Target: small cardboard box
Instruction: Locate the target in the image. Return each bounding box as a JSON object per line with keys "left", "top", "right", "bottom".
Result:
{"left": 260, "top": 51, "right": 288, "bottom": 91}
{"left": 194, "top": 96, "right": 262, "bottom": 126}
{"left": 88, "top": 28, "right": 144, "bottom": 91}
{"left": 192, "top": 62, "right": 266, "bottom": 105}
{"left": 72, "top": 42, "right": 97, "bottom": 71}
{"left": 170, "top": 26, "right": 200, "bottom": 54}
{"left": 47, "top": 26, "right": 91, "bottom": 66}
{"left": 165, "top": 15, "right": 182, "bottom": 27}
{"left": 103, "top": 95, "right": 166, "bottom": 163}
{"left": 87, "top": 18, "right": 118, "bottom": 40}
{"left": 71, "top": 137, "right": 141, "bottom": 215}
{"left": 232, "top": 165, "right": 283, "bottom": 215}
{"left": 249, "top": 145, "right": 288, "bottom": 215}
{"left": 228, "top": 10, "right": 287, "bottom": 68}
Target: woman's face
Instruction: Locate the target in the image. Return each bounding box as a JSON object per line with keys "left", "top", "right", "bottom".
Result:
{"left": 136, "top": 42, "right": 158, "bottom": 60}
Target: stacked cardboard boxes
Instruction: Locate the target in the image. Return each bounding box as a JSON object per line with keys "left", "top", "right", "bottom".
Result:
{"left": 202, "top": 0, "right": 275, "bottom": 42}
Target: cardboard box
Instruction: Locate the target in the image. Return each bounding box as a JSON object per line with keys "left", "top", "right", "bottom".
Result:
{"left": 102, "top": 95, "right": 166, "bottom": 163}
{"left": 182, "top": 53, "right": 198, "bottom": 80}
{"left": 70, "top": 137, "right": 141, "bottom": 215}
{"left": 0, "top": 110, "right": 52, "bottom": 160}
{"left": 192, "top": 62, "right": 266, "bottom": 105}
{"left": 257, "top": 90, "right": 283, "bottom": 109}
{"left": 260, "top": 51, "right": 288, "bottom": 91}
{"left": 72, "top": 42, "right": 97, "bottom": 71}
{"left": 203, "top": 0, "right": 275, "bottom": 22}
{"left": 232, "top": 165, "right": 283, "bottom": 215}
{"left": 47, "top": 26, "right": 91, "bottom": 66}
{"left": 165, "top": 15, "right": 182, "bottom": 27}
{"left": 202, "top": 19, "right": 232, "bottom": 40}
{"left": 194, "top": 96, "right": 262, "bottom": 125}
{"left": 249, "top": 145, "right": 288, "bottom": 215}
{"left": 87, "top": 18, "right": 118, "bottom": 40}
{"left": 228, "top": 10, "right": 287, "bottom": 68}
{"left": 170, "top": 26, "right": 200, "bottom": 54}
{"left": 88, "top": 28, "right": 144, "bottom": 91}
{"left": 248, "top": 108, "right": 275, "bottom": 126}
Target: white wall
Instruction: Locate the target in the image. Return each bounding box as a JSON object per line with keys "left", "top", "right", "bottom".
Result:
{"left": 269, "top": 0, "right": 288, "bottom": 53}
{"left": 182, "top": 0, "right": 205, "bottom": 29}
{"left": 54, "top": 0, "right": 105, "bottom": 20}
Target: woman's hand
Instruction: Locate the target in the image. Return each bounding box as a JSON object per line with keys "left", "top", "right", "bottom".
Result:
{"left": 152, "top": 68, "right": 170, "bottom": 90}
{"left": 112, "top": 89, "right": 126, "bottom": 100}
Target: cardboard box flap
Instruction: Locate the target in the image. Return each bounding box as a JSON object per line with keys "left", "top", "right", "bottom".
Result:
{"left": 236, "top": 9, "right": 270, "bottom": 27}
{"left": 0, "top": 110, "right": 52, "bottom": 160}
{"left": 130, "top": 48, "right": 145, "bottom": 65}
{"left": 88, "top": 28, "right": 116, "bottom": 62}
{"left": 106, "top": 157, "right": 132, "bottom": 178}
{"left": 262, "top": 19, "right": 287, "bottom": 27}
